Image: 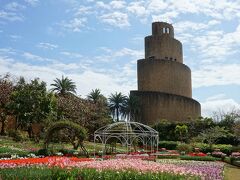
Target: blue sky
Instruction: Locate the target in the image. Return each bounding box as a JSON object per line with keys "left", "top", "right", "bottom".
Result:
{"left": 0, "top": 0, "right": 240, "bottom": 117}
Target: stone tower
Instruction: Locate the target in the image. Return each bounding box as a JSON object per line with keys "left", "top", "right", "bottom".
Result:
{"left": 131, "top": 22, "right": 201, "bottom": 125}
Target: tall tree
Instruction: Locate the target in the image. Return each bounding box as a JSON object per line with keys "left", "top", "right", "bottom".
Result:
{"left": 51, "top": 75, "right": 76, "bottom": 95}
{"left": 0, "top": 74, "right": 14, "bottom": 135}
{"left": 175, "top": 124, "right": 188, "bottom": 142}
{"left": 197, "top": 126, "right": 231, "bottom": 149}
{"left": 8, "top": 78, "right": 56, "bottom": 138}
{"left": 87, "top": 89, "right": 103, "bottom": 103}
{"left": 108, "top": 92, "right": 126, "bottom": 121}
{"left": 122, "top": 94, "right": 140, "bottom": 121}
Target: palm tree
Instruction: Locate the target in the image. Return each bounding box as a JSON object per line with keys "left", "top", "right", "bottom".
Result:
{"left": 108, "top": 92, "right": 126, "bottom": 121}
{"left": 122, "top": 94, "right": 140, "bottom": 121}
{"left": 51, "top": 75, "right": 76, "bottom": 95}
{"left": 87, "top": 89, "right": 102, "bottom": 103}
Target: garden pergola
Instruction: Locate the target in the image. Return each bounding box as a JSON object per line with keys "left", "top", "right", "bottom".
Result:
{"left": 94, "top": 121, "right": 159, "bottom": 157}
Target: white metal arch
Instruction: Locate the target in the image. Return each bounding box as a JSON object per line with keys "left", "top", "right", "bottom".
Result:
{"left": 94, "top": 121, "right": 159, "bottom": 157}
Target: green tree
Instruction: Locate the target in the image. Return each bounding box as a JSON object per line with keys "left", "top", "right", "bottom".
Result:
{"left": 175, "top": 124, "right": 188, "bottom": 142}
{"left": 87, "top": 89, "right": 103, "bottom": 103}
{"left": 0, "top": 74, "right": 14, "bottom": 135}
{"left": 122, "top": 94, "right": 140, "bottom": 121}
{"left": 8, "top": 78, "right": 56, "bottom": 138}
{"left": 51, "top": 75, "right": 76, "bottom": 95}
{"left": 108, "top": 92, "right": 126, "bottom": 121}
{"left": 197, "top": 126, "right": 231, "bottom": 149}
{"left": 56, "top": 93, "right": 111, "bottom": 139}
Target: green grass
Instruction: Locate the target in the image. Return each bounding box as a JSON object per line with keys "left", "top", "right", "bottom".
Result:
{"left": 0, "top": 167, "right": 200, "bottom": 180}
{"left": 179, "top": 155, "right": 221, "bottom": 161}
{"left": 224, "top": 164, "right": 240, "bottom": 180}
{"left": 0, "top": 136, "right": 130, "bottom": 157}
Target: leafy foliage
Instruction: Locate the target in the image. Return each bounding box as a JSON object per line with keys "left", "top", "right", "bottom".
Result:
{"left": 8, "top": 78, "right": 56, "bottom": 138}
{"left": 175, "top": 124, "right": 188, "bottom": 142}
{"left": 51, "top": 75, "right": 76, "bottom": 95}
{"left": 0, "top": 74, "right": 14, "bottom": 135}
{"left": 44, "top": 120, "right": 88, "bottom": 156}
{"left": 180, "top": 155, "right": 220, "bottom": 161}
{"left": 108, "top": 92, "right": 126, "bottom": 121}
{"left": 196, "top": 126, "right": 231, "bottom": 148}
{"left": 158, "top": 141, "right": 179, "bottom": 150}
{"left": 122, "top": 94, "right": 140, "bottom": 121}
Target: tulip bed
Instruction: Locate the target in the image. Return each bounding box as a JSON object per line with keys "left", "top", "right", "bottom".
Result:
{"left": 0, "top": 156, "right": 225, "bottom": 180}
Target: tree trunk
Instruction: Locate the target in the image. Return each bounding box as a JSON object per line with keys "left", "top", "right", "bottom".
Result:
{"left": 0, "top": 118, "right": 6, "bottom": 135}
{"left": 80, "top": 141, "right": 89, "bottom": 157}
{"left": 116, "top": 107, "right": 119, "bottom": 121}
{"left": 27, "top": 126, "right": 33, "bottom": 138}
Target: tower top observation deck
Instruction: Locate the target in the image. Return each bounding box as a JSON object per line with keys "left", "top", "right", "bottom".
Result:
{"left": 152, "top": 22, "right": 174, "bottom": 38}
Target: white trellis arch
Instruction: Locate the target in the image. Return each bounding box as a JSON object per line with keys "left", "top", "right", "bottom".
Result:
{"left": 94, "top": 121, "right": 159, "bottom": 157}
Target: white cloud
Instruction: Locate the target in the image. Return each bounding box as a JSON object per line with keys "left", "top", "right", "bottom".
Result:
{"left": 0, "top": 10, "right": 24, "bottom": 22}
{"left": 60, "top": 51, "right": 83, "bottom": 59}
{"left": 5, "top": 2, "right": 26, "bottom": 11}
{"left": 174, "top": 20, "right": 220, "bottom": 33}
{"left": 37, "top": 42, "right": 58, "bottom": 50}
{"left": 127, "top": 1, "right": 148, "bottom": 18}
{"left": 24, "top": 0, "right": 39, "bottom": 6}
{"left": 96, "top": 1, "right": 110, "bottom": 10}
{"left": 109, "top": 1, "right": 126, "bottom": 9}
{"left": 192, "top": 64, "right": 240, "bottom": 88}
{"left": 201, "top": 94, "right": 240, "bottom": 117}
{"left": 22, "top": 52, "right": 53, "bottom": 62}
{"left": 59, "top": 17, "right": 87, "bottom": 32}
{"left": 9, "top": 35, "right": 22, "bottom": 41}
{"left": 100, "top": 12, "right": 130, "bottom": 28}
{"left": 74, "top": 6, "right": 93, "bottom": 16}
{"left": 0, "top": 55, "right": 136, "bottom": 97}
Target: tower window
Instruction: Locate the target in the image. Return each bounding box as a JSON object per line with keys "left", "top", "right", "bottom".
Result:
{"left": 163, "top": 27, "right": 166, "bottom": 33}
{"left": 166, "top": 28, "right": 170, "bottom": 34}
{"left": 165, "top": 57, "right": 168, "bottom": 59}
{"left": 174, "top": 59, "right": 177, "bottom": 61}
{"left": 170, "top": 57, "right": 173, "bottom": 61}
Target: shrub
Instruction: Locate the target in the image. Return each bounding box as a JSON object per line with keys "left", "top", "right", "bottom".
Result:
{"left": 191, "top": 143, "right": 232, "bottom": 154}
{"left": 191, "top": 143, "right": 211, "bottom": 153}
{"left": 157, "top": 155, "right": 178, "bottom": 159}
{"left": 176, "top": 143, "right": 192, "bottom": 154}
{"left": 231, "top": 145, "right": 240, "bottom": 152}
{"left": 213, "top": 144, "right": 232, "bottom": 155}
{"left": 180, "top": 156, "right": 220, "bottom": 161}
{"left": 158, "top": 141, "right": 178, "bottom": 150}
{"left": 37, "top": 148, "right": 50, "bottom": 156}
{"left": 7, "top": 130, "right": 23, "bottom": 142}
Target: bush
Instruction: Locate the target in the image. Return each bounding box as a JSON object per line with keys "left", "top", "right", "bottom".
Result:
{"left": 213, "top": 144, "right": 232, "bottom": 155}
{"left": 176, "top": 143, "right": 192, "bottom": 154}
{"left": 231, "top": 145, "right": 240, "bottom": 152}
{"left": 191, "top": 143, "right": 211, "bottom": 153}
{"left": 158, "top": 141, "right": 178, "bottom": 150}
{"left": 7, "top": 130, "right": 23, "bottom": 142}
{"left": 157, "top": 155, "right": 178, "bottom": 159}
{"left": 59, "top": 149, "right": 78, "bottom": 156}
{"left": 191, "top": 143, "right": 232, "bottom": 154}
{"left": 37, "top": 148, "right": 50, "bottom": 156}
{"left": 180, "top": 156, "right": 220, "bottom": 161}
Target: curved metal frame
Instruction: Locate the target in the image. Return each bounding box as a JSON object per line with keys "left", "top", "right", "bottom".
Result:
{"left": 94, "top": 121, "right": 159, "bottom": 157}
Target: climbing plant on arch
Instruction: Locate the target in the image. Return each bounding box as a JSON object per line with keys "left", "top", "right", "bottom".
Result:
{"left": 44, "top": 120, "right": 88, "bottom": 156}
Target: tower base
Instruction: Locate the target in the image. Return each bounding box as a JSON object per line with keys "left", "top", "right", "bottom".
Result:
{"left": 130, "top": 90, "right": 201, "bottom": 125}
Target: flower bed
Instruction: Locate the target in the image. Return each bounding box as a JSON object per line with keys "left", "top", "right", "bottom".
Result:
{"left": 0, "top": 156, "right": 225, "bottom": 179}
{"left": 0, "top": 156, "right": 92, "bottom": 168}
